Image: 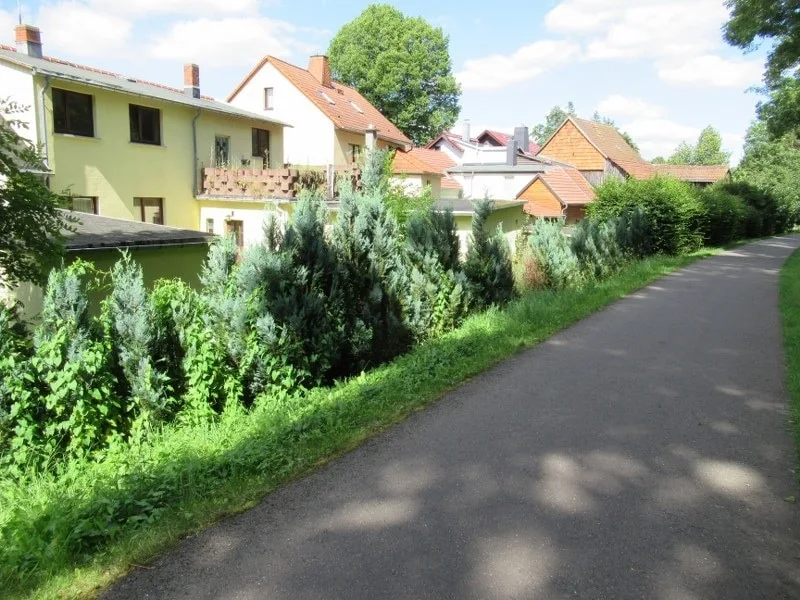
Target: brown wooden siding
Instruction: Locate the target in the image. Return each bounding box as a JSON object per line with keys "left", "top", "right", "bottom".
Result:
{"left": 539, "top": 121, "right": 606, "bottom": 170}
{"left": 565, "top": 205, "right": 586, "bottom": 225}
{"left": 519, "top": 179, "right": 563, "bottom": 217}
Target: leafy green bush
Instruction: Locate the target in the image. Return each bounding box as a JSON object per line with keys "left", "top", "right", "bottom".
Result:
{"left": 528, "top": 218, "right": 581, "bottom": 289}
{"left": 464, "top": 199, "right": 515, "bottom": 308}
{"left": 589, "top": 177, "right": 704, "bottom": 254}
{"left": 715, "top": 180, "right": 788, "bottom": 236}
{"left": 698, "top": 186, "right": 749, "bottom": 246}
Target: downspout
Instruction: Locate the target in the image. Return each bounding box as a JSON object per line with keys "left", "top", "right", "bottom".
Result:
{"left": 35, "top": 70, "right": 52, "bottom": 172}
{"left": 192, "top": 108, "right": 201, "bottom": 196}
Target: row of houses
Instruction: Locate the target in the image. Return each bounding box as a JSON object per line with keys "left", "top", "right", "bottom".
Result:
{"left": 1, "top": 23, "right": 730, "bottom": 313}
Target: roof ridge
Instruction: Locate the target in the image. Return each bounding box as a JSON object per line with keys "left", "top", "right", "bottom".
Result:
{"left": 0, "top": 43, "right": 215, "bottom": 100}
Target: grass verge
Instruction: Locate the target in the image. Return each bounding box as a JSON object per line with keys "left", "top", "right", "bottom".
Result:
{"left": 1, "top": 249, "right": 716, "bottom": 600}
{"left": 780, "top": 248, "right": 800, "bottom": 472}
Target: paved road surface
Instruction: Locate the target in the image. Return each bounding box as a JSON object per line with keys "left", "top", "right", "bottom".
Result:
{"left": 106, "top": 236, "right": 800, "bottom": 599}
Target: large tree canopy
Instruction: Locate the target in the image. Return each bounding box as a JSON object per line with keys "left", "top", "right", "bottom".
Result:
{"left": 665, "top": 126, "right": 731, "bottom": 165}
{"left": 327, "top": 4, "right": 461, "bottom": 146}
{"left": 0, "top": 99, "right": 72, "bottom": 289}
{"left": 724, "top": 0, "right": 800, "bottom": 137}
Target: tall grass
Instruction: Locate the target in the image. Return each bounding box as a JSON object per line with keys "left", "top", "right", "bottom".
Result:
{"left": 779, "top": 248, "right": 800, "bottom": 472}
{"left": 0, "top": 250, "right": 714, "bottom": 600}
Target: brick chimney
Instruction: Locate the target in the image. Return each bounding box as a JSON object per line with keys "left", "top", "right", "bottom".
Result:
{"left": 15, "top": 24, "right": 42, "bottom": 58}
{"left": 308, "top": 55, "right": 331, "bottom": 87}
{"left": 184, "top": 63, "right": 200, "bottom": 98}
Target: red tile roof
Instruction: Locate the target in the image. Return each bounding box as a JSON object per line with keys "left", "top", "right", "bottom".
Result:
{"left": 425, "top": 131, "right": 471, "bottom": 151}
{"left": 397, "top": 148, "right": 462, "bottom": 191}
{"left": 517, "top": 166, "right": 596, "bottom": 208}
{"left": 227, "top": 56, "right": 411, "bottom": 147}
{"left": 650, "top": 164, "right": 730, "bottom": 183}
{"left": 0, "top": 43, "right": 215, "bottom": 99}
{"left": 392, "top": 148, "right": 442, "bottom": 175}
{"left": 479, "top": 129, "right": 541, "bottom": 154}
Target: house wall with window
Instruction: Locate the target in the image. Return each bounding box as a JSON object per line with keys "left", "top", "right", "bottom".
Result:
{"left": 389, "top": 173, "right": 443, "bottom": 198}
{"left": 454, "top": 171, "right": 538, "bottom": 201}
{"left": 333, "top": 129, "right": 392, "bottom": 169}
{"left": 228, "top": 62, "right": 335, "bottom": 167}
{"left": 38, "top": 77, "right": 285, "bottom": 232}
{"left": 198, "top": 200, "right": 290, "bottom": 249}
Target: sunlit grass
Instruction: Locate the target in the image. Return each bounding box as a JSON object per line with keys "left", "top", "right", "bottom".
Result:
{"left": 780, "top": 248, "right": 800, "bottom": 475}
{"left": 1, "top": 249, "right": 717, "bottom": 600}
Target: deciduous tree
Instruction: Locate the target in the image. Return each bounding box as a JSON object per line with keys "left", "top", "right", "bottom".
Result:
{"left": 327, "top": 4, "right": 461, "bottom": 146}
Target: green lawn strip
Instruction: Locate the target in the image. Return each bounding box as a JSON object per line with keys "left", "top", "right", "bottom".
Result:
{"left": 780, "top": 248, "right": 800, "bottom": 472}
{"left": 2, "top": 249, "right": 716, "bottom": 600}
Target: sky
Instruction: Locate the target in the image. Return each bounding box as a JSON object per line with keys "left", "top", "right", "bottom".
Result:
{"left": 0, "top": 0, "right": 770, "bottom": 163}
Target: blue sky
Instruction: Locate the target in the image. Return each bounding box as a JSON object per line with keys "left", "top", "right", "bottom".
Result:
{"left": 0, "top": 0, "right": 769, "bottom": 162}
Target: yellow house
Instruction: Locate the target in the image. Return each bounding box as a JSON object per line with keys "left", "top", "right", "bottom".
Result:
{"left": 1, "top": 24, "right": 289, "bottom": 241}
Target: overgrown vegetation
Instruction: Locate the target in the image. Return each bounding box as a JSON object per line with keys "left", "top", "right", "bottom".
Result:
{"left": 0, "top": 158, "right": 790, "bottom": 599}
{"left": 780, "top": 249, "right": 800, "bottom": 476}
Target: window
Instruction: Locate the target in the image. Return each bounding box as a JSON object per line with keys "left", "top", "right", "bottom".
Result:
{"left": 320, "top": 91, "right": 336, "bottom": 105}
{"left": 349, "top": 144, "right": 362, "bottom": 164}
{"left": 215, "top": 136, "right": 230, "bottom": 166}
{"left": 205, "top": 218, "right": 214, "bottom": 233}
{"left": 134, "top": 197, "right": 163, "bottom": 224}
{"left": 264, "top": 87, "right": 274, "bottom": 110}
{"left": 349, "top": 100, "right": 363, "bottom": 114}
{"left": 69, "top": 196, "right": 98, "bottom": 214}
{"left": 129, "top": 104, "right": 161, "bottom": 145}
{"left": 252, "top": 128, "right": 270, "bottom": 168}
{"left": 53, "top": 88, "right": 94, "bottom": 137}
{"left": 226, "top": 219, "right": 244, "bottom": 250}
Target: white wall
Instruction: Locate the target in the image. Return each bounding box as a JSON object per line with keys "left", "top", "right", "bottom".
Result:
{"left": 1, "top": 62, "right": 37, "bottom": 145}
{"left": 461, "top": 146, "right": 507, "bottom": 164}
{"left": 454, "top": 172, "right": 536, "bottom": 200}
{"left": 199, "top": 201, "right": 289, "bottom": 248}
{"left": 228, "top": 62, "right": 335, "bottom": 166}
{"left": 390, "top": 174, "right": 424, "bottom": 196}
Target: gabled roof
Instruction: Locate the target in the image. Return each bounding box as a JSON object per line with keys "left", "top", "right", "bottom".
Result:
{"left": 517, "top": 166, "right": 596, "bottom": 209}
{"left": 227, "top": 56, "right": 411, "bottom": 147}
{"left": 478, "top": 129, "right": 541, "bottom": 154}
{"left": 392, "top": 148, "right": 442, "bottom": 176}
{"left": 394, "top": 147, "right": 461, "bottom": 190}
{"left": 570, "top": 117, "right": 643, "bottom": 165}
{"left": 650, "top": 164, "right": 730, "bottom": 183}
{"left": 0, "top": 45, "right": 288, "bottom": 126}
{"left": 425, "top": 131, "right": 472, "bottom": 151}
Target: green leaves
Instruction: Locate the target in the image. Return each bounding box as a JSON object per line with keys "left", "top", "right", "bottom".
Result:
{"left": 327, "top": 4, "right": 461, "bottom": 145}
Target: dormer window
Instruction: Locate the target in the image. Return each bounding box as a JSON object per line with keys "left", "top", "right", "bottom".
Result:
{"left": 320, "top": 91, "right": 335, "bottom": 105}
{"left": 349, "top": 101, "right": 363, "bottom": 114}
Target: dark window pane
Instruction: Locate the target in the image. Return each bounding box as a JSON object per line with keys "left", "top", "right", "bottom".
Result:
{"left": 129, "top": 104, "right": 161, "bottom": 145}
{"left": 70, "top": 196, "right": 97, "bottom": 214}
{"left": 53, "top": 88, "right": 94, "bottom": 137}
{"left": 134, "top": 197, "right": 164, "bottom": 224}
{"left": 251, "top": 128, "right": 270, "bottom": 166}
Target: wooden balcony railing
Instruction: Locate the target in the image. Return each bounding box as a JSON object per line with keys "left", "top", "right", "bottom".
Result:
{"left": 199, "top": 167, "right": 362, "bottom": 200}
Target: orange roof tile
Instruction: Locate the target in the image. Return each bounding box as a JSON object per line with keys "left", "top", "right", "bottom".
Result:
{"left": 392, "top": 148, "right": 441, "bottom": 175}
{"left": 440, "top": 177, "right": 463, "bottom": 191}
{"left": 650, "top": 164, "right": 730, "bottom": 183}
{"left": 228, "top": 56, "right": 411, "bottom": 147}
{"left": 406, "top": 148, "right": 456, "bottom": 172}
{"left": 517, "top": 166, "right": 596, "bottom": 207}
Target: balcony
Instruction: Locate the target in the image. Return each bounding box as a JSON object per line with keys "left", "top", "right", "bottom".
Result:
{"left": 198, "top": 167, "right": 362, "bottom": 201}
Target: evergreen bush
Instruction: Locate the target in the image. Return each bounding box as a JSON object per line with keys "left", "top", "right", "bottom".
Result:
{"left": 571, "top": 218, "right": 625, "bottom": 280}
{"left": 463, "top": 199, "right": 515, "bottom": 308}
{"left": 528, "top": 218, "right": 581, "bottom": 289}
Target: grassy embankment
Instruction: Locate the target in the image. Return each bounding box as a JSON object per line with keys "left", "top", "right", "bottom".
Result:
{"left": 2, "top": 249, "right": 717, "bottom": 600}
{"left": 780, "top": 248, "right": 800, "bottom": 473}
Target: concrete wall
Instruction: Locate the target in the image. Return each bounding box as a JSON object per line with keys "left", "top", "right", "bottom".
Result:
{"left": 2, "top": 62, "right": 37, "bottom": 144}
{"left": 452, "top": 204, "right": 527, "bottom": 256}
{"left": 229, "top": 61, "right": 335, "bottom": 166}
{"left": 198, "top": 200, "right": 290, "bottom": 248}
{"left": 455, "top": 172, "right": 536, "bottom": 200}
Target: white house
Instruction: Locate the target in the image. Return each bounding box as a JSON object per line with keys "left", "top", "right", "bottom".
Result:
{"left": 227, "top": 55, "right": 411, "bottom": 168}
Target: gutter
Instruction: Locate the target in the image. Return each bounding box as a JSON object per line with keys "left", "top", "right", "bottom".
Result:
{"left": 192, "top": 108, "right": 201, "bottom": 196}
{"left": 66, "top": 239, "right": 213, "bottom": 252}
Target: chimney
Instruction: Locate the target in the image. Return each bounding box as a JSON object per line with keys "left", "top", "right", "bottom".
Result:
{"left": 365, "top": 123, "right": 377, "bottom": 152}
{"left": 15, "top": 24, "right": 42, "bottom": 58}
{"left": 308, "top": 55, "right": 331, "bottom": 87}
{"left": 506, "top": 139, "right": 518, "bottom": 166}
{"left": 184, "top": 63, "right": 200, "bottom": 99}
{"left": 462, "top": 119, "right": 471, "bottom": 143}
{"left": 513, "top": 126, "right": 530, "bottom": 154}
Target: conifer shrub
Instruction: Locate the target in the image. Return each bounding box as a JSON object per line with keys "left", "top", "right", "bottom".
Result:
{"left": 528, "top": 218, "right": 581, "bottom": 289}
{"left": 463, "top": 199, "right": 515, "bottom": 308}
{"left": 406, "top": 207, "right": 461, "bottom": 271}
{"left": 613, "top": 207, "right": 656, "bottom": 259}
{"left": 589, "top": 177, "right": 704, "bottom": 255}
{"left": 571, "top": 218, "right": 625, "bottom": 280}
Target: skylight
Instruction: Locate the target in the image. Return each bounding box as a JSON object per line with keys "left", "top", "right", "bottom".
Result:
{"left": 350, "top": 101, "right": 363, "bottom": 114}
{"left": 320, "top": 91, "right": 335, "bottom": 105}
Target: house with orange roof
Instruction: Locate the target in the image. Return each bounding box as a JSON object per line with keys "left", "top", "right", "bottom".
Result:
{"left": 391, "top": 147, "right": 462, "bottom": 199}
{"left": 515, "top": 166, "right": 596, "bottom": 224}
{"left": 0, "top": 23, "right": 293, "bottom": 249}
{"left": 227, "top": 55, "right": 411, "bottom": 169}
{"left": 537, "top": 116, "right": 729, "bottom": 186}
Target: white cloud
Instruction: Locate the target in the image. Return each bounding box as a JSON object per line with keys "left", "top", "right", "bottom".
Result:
{"left": 89, "top": 0, "right": 260, "bottom": 15}
{"left": 150, "top": 17, "right": 309, "bottom": 67}
{"left": 37, "top": 2, "right": 132, "bottom": 57}
{"left": 658, "top": 55, "right": 763, "bottom": 88}
{"left": 622, "top": 117, "right": 699, "bottom": 158}
{"left": 456, "top": 40, "right": 581, "bottom": 91}
{"left": 596, "top": 95, "right": 663, "bottom": 119}
{"left": 547, "top": 0, "right": 727, "bottom": 61}
{"left": 0, "top": 9, "right": 16, "bottom": 45}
